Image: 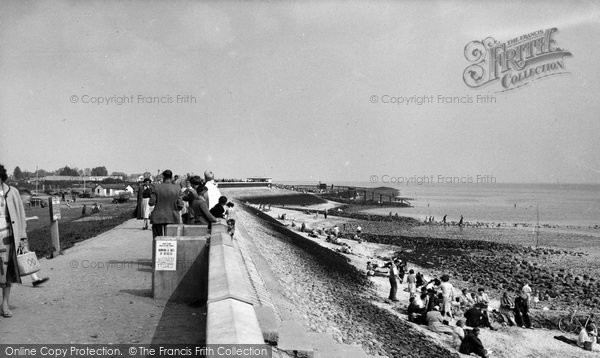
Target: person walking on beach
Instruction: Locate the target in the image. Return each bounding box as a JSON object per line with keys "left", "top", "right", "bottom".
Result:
{"left": 388, "top": 259, "right": 400, "bottom": 302}
{"left": 442, "top": 214, "right": 447, "bottom": 224}
{"left": 149, "top": 170, "right": 183, "bottom": 238}
{"left": 458, "top": 215, "right": 464, "bottom": 228}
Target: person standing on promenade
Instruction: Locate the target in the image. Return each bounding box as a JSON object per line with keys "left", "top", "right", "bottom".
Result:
{"left": 149, "top": 170, "right": 183, "bottom": 238}
{"left": 188, "top": 177, "right": 218, "bottom": 227}
{"left": 136, "top": 178, "right": 153, "bottom": 230}
{"left": 204, "top": 170, "right": 221, "bottom": 210}
{"left": 0, "top": 164, "right": 26, "bottom": 316}
{"left": 388, "top": 259, "right": 400, "bottom": 302}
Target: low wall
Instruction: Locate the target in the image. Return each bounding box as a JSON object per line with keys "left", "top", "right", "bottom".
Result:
{"left": 152, "top": 224, "right": 210, "bottom": 302}
{"left": 205, "top": 223, "right": 264, "bottom": 345}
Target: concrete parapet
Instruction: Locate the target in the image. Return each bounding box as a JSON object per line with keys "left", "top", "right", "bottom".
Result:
{"left": 165, "top": 224, "right": 209, "bottom": 237}
{"left": 206, "top": 298, "right": 264, "bottom": 345}
{"left": 207, "top": 243, "right": 254, "bottom": 305}
{"left": 210, "top": 232, "right": 233, "bottom": 247}
{"left": 210, "top": 222, "right": 229, "bottom": 235}
{"left": 205, "top": 222, "right": 265, "bottom": 346}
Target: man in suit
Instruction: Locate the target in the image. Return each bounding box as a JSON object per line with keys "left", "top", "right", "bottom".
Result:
{"left": 149, "top": 170, "right": 183, "bottom": 238}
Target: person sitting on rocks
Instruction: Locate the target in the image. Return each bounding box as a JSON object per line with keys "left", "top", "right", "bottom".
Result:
{"left": 426, "top": 306, "right": 459, "bottom": 337}
{"left": 366, "top": 261, "right": 375, "bottom": 276}
{"left": 332, "top": 225, "right": 340, "bottom": 237}
{"left": 514, "top": 293, "right": 533, "bottom": 329}
{"left": 452, "top": 297, "right": 464, "bottom": 318}
{"left": 426, "top": 289, "right": 440, "bottom": 312}
{"left": 407, "top": 296, "right": 426, "bottom": 324}
{"left": 459, "top": 327, "right": 489, "bottom": 357}
{"left": 300, "top": 222, "right": 306, "bottom": 232}
{"left": 475, "top": 287, "right": 493, "bottom": 323}
{"left": 415, "top": 292, "right": 427, "bottom": 311}
{"left": 415, "top": 272, "right": 424, "bottom": 288}
{"left": 578, "top": 325, "right": 600, "bottom": 351}
{"left": 475, "top": 288, "right": 490, "bottom": 308}
{"left": 459, "top": 288, "right": 475, "bottom": 310}
{"left": 453, "top": 319, "right": 467, "bottom": 350}
{"left": 464, "top": 303, "right": 495, "bottom": 330}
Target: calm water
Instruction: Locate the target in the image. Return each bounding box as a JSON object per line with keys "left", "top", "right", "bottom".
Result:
{"left": 278, "top": 181, "right": 600, "bottom": 227}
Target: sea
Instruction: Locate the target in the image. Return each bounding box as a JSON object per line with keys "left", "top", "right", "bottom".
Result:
{"left": 277, "top": 181, "right": 600, "bottom": 228}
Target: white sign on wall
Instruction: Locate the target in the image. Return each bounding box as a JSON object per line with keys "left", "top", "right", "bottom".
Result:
{"left": 155, "top": 240, "right": 177, "bottom": 271}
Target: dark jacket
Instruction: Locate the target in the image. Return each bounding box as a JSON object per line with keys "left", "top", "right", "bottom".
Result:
{"left": 190, "top": 196, "right": 217, "bottom": 226}
{"left": 210, "top": 204, "right": 225, "bottom": 219}
{"left": 464, "top": 307, "right": 484, "bottom": 328}
{"left": 149, "top": 181, "right": 183, "bottom": 224}
{"left": 136, "top": 183, "right": 153, "bottom": 220}
{"left": 459, "top": 331, "right": 487, "bottom": 357}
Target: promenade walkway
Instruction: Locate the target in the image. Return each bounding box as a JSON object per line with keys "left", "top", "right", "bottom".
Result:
{"left": 0, "top": 219, "right": 205, "bottom": 344}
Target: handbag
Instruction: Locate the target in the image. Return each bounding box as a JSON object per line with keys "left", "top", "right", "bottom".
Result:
{"left": 17, "top": 244, "right": 41, "bottom": 275}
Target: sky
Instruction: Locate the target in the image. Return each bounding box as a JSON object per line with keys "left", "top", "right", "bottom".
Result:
{"left": 1, "top": 0, "right": 599, "bottom": 184}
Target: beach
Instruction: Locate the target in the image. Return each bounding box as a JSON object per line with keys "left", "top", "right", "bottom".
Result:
{"left": 227, "top": 186, "right": 600, "bottom": 357}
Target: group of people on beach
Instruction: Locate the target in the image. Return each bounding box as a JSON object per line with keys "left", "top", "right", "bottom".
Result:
{"left": 377, "top": 256, "right": 548, "bottom": 357}
{"left": 135, "top": 169, "right": 235, "bottom": 238}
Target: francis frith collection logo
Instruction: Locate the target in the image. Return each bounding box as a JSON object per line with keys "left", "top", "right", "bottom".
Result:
{"left": 463, "top": 28, "right": 572, "bottom": 91}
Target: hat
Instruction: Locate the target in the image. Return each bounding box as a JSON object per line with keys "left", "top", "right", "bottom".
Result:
{"left": 190, "top": 175, "right": 204, "bottom": 186}
{"left": 204, "top": 170, "right": 214, "bottom": 180}
{"left": 433, "top": 305, "right": 440, "bottom": 311}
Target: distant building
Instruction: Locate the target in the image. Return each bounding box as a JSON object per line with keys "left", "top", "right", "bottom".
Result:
{"left": 246, "top": 177, "right": 272, "bottom": 183}
{"left": 94, "top": 184, "right": 134, "bottom": 197}
{"left": 34, "top": 175, "right": 125, "bottom": 182}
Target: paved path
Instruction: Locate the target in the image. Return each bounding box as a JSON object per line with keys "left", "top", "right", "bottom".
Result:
{"left": 0, "top": 219, "right": 205, "bottom": 344}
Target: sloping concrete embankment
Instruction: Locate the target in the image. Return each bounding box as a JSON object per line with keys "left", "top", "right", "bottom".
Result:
{"left": 240, "top": 204, "right": 458, "bottom": 358}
